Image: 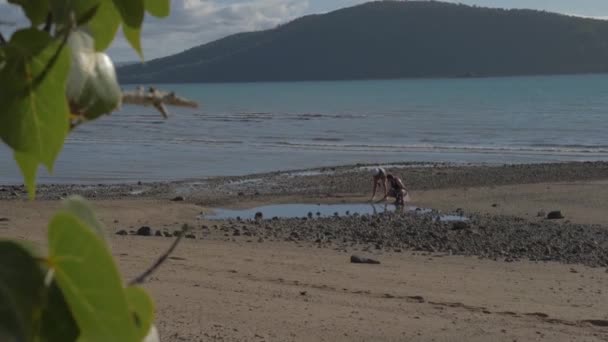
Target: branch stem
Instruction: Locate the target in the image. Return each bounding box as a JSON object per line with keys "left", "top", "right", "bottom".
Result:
{"left": 43, "top": 12, "right": 53, "bottom": 33}
{"left": 128, "top": 228, "right": 188, "bottom": 285}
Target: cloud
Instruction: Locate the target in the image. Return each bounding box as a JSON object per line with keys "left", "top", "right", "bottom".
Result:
{"left": 0, "top": 0, "right": 27, "bottom": 36}
{"left": 0, "top": 0, "right": 309, "bottom": 62}
{"left": 109, "top": 0, "right": 310, "bottom": 62}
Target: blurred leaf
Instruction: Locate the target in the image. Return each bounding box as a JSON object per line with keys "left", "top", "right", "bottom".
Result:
{"left": 40, "top": 280, "right": 79, "bottom": 342}
{"left": 75, "top": 4, "right": 100, "bottom": 26}
{"left": 62, "top": 195, "right": 106, "bottom": 240}
{"left": 144, "top": 0, "right": 169, "bottom": 18}
{"left": 66, "top": 30, "right": 122, "bottom": 120}
{"left": 8, "top": 0, "right": 50, "bottom": 26}
{"left": 112, "top": 0, "right": 145, "bottom": 29}
{"left": 0, "top": 29, "right": 70, "bottom": 199}
{"left": 49, "top": 0, "right": 121, "bottom": 52}
{"left": 125, "top": 286, "right": 154, "bottom": 340}
{"left": 48, "top": 213, "right": 139, "bottom": 342}
{"left": 123, "top": 24, "right": 143, "bottom": 59}
{"left": 14, "top": 151, "right": 39, "bottom": 199}
{"left": 0, "top": 240, "right": 77, "bottom": 342}
{"left": 87, "top": 1, "right": 121, "bottom": 51}
{"left": 0, "top": 240, "right": 45, "bottom": 341}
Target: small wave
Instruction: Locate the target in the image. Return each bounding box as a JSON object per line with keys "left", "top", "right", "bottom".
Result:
{"left": 312, "top": 137, "right": 344, "bottom": 142}
{"left": 267, "top": 141, "right": 608, "bottom": 156}
{"left": 67, "top": 136, "right": 244, "bottom": 146}
{"left": 530, "top": 143, "right": 608, "bottom": 149}
{"left": 170, "top": 138, "right": 244, "bottom": 145}
{"left": 194, "top": 112, "right": 275, "bottom": 123}
{"left": 290, "top": 113, "right": 366, "bottom": 120}
{"left": 228, "top": 112, "right": 367, "bottom": 120}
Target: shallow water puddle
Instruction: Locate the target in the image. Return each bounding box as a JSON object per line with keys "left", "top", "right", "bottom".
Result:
{"left": 204, "top": 203, "right": 467, "bottom": 222}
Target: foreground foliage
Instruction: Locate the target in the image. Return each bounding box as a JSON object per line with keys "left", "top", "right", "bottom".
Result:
{"left": 1, "top": 1, "right": 171, "bottom": 341}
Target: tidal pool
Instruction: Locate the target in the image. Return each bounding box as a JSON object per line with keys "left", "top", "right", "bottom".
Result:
{"left": 204, "top": 203, "right": 467, "bottom": 222}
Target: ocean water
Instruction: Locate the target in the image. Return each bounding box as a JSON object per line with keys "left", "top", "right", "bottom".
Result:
{"left": 1, "top": 74, "right": 608, "bottom": 184}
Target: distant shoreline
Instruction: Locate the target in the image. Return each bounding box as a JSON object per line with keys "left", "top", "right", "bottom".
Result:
{"left": 119, "top": 71, "right": 608, "bottom": 86}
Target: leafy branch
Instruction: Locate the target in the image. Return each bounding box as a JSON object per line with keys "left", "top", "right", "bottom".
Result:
{"left": 0, "top": 1, "right": 193, "bottom": 341}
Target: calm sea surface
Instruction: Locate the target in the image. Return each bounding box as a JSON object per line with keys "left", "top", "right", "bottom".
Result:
{"left": 2, "top": 74, "right": 608, "bottom": 184}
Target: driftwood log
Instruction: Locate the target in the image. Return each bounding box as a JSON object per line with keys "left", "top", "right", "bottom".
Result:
{"left": 122, "top": 86, "right": 199, "bottom": 118}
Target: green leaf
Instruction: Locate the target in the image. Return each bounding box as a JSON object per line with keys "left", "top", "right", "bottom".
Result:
{"left": 0, "top": 29, "right": 70, "bottom": 198}
{"left": 14, "top": 151, "right": 39, "bottom": 199}
{"left": 125, "top": 286, "right": 154, "bottom": 340}
{"left": 40, "top": 281, "right": 80, "bottom": 342}
{"left": 62, "top": 195, "right": 106, "bottom": 240}
{"left": 144, "top": 0, "right": 169, "bottom": 18}
{"left": 123, "top": 24, "right": 143, "bottom": 59}
{"left": 66, "top": 30, "right": 122, "bottom": 120}
{"left": 49, "top": 213, "right": 139, "bottom": 342}
{"left": 9, "top": 0, "right": 50, "bottom": 26}
{"left": 87, "top": 1, "right": 121, "bottom": 51}
{"left": 0, "top": 240, "right": 77, "bottom": 342}
{"left": 49, "top": 0, "right": 121, "bottom": 52}
{"left": 112, "top": 0, "right": 145, "bottom": 29}
{"left": 0, "top": 240, "right": 45, "bottom": 341}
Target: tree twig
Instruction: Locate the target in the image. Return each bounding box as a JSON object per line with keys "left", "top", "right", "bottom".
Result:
{"left": 43, "top": 12, "right": 53, "bottom": 33}
{"left": 28, "top": 26, "right": 70, "bottom": 93}
{"left": 128, "top": 226, "right": 189, "bottom": 285}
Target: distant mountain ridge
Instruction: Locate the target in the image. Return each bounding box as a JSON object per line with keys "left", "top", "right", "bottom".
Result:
{"left": 118, "top": 1, "right": 608, "bottom": 83}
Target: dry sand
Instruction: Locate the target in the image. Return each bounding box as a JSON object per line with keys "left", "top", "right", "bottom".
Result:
{"left": 1, "top": 165, "right": 608, "bottom": 341}
{"left": 415, "top": 179, "right": 608, "bottom": 226}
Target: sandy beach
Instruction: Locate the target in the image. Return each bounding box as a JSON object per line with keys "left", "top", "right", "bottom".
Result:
{"left": 1, "top": 162, "right": 608, "bottom": 341}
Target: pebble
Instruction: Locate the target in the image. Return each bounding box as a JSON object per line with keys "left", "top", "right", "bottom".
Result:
{"left": 350, "top": 255, "right": 381, "bottom": 264}
{"left": 546, "top": 211, "right": 564, "bottom": 219}
{"left": 136, "top": 226, "right": 152, "bottom": 236}
{"left": 451, "top": 221, "right": 470, "bottom": 230}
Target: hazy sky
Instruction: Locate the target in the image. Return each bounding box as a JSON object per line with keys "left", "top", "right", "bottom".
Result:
{"left": 2, "top": 0, "right": 608, "bottom": 62}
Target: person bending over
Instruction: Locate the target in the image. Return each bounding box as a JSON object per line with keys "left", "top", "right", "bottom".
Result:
{"left": 385, "top": 174, "right": 408, "bottom": 206}
{"left": 370, "top": 167, "right": 388, "bottom": 202}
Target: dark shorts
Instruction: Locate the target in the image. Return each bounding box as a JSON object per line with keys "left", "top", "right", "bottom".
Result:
{"left": 388, "top": 188, "right": 406, "bottom": 198}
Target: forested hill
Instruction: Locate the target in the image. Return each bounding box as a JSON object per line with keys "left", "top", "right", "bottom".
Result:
{"left": 118, "top": 1, "right": 608, "bottom": 83}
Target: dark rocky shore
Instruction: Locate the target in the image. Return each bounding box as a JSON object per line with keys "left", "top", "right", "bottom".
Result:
{"left": 192, "top": 210, "right": 608, "bottom": 268}
{"left": 3, "top": 161, "right": 608, "bottom": 203}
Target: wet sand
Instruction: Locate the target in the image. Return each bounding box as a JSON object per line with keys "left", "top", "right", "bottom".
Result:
{"left": 1, "top": 162, "right": 608, "bottom": 341}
